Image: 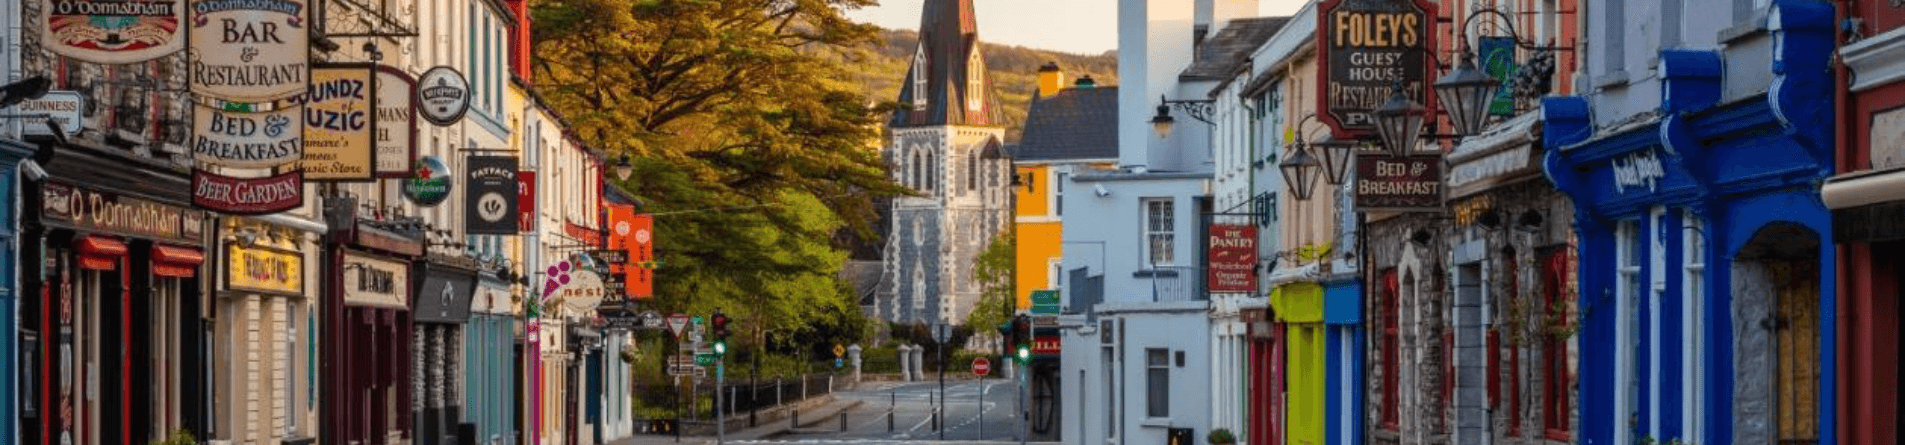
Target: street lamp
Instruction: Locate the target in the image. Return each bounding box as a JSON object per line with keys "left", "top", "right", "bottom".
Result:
{"left": 1433, "top": 49, "right": 1501, "bottom": 137}
{"left": 1278, "top": 146, "right": 1322, "bottom": 201}
{"left": 613, "top": 154, "right": 634, "bottom": 181}
{"left": 1373, "top": 85, "right": 1425, "bottom": 158}
{"left": 1151, "top": 95, "right": 1216, "bottom": 139}
{"left": 1310, "top": 136, "right": 1359, "bottom": 186}
{"left": 1149, "top": 104, "right": 1176, "bottom": 139}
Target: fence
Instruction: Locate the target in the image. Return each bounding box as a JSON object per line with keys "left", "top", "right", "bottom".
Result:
{"left": 1150, "top": 265, "right": 1205, "bottom": 302}
{"left": 635, "top": 373, "right": 836, "bottom": 433}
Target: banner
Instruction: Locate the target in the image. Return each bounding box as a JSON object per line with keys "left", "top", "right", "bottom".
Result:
{"left": 375, "top": 66, "right": 417, "bottom": 177}
{"left": 609, "top": 207, "right": 654, "bottom": 300}
{"left": 298, "top": 64, "right": 376, "bottom": 181}
{"left": 188, "top": 0, "right": 309, "bottom": 101}
{"left": 464, "top": 156, "right": 519, "bottom": 234}
{"left": 1355, "top": 153, "right": 1444, "bottom": 212}
{"left": 191, "top": 169, "right": 303, "bottom": 215}
{"left": 40, "top": 0, "right": 188, "bottom": 64}
{"left": 1207, "top": 224, "right": 1258, "bottom": 293}
{"left": 517, "top": 171, "right": 536, "bottom": 232}
{"left": 192, "top": 104, "right": 302, "bottom": 168}
{"left": 1316, "top": 0, "right": 1436, "bottom": 138}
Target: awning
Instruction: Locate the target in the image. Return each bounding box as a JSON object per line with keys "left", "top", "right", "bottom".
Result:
{"left": 151, "top": 244, "right": 204, "bottom": 278}
{"left": 77, "top": 235, "right": 127, "bottom": 271}
{"left": 1821, "top": 167, "right": 1905, "bottom": 210}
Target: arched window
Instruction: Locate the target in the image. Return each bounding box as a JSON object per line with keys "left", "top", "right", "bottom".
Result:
{"left": 968, "top": 152, "right": 978, "bottom": 191}
{"left": 913, "top": 46, "right": 929, "bottom": 111}
{"left": 911, "top": 150, "right": 922, "bottom": 190}
{"left": 966, "top": 50, "right": 985, "bottom": 111}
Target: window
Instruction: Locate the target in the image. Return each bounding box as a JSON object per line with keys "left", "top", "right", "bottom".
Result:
{"left": 968, "top": 153, "right": 978, "bottom": 191}
{"left": 1615, "top": 219, "right": 1640, "bottom": 445}
{"left": 966, "top": 51, "right": 985, "bottom": 111}
{"left": 1543, "top": 245, "right": 1574, "bottom": 440}
{"left": 1104, "top": 346, "right": 1117, "bottom": 439}
{"left": 912, "top": 47, "right": 928, "bottom": 111}
{"left": 1504, "top": 247, "right": 1522, "bottom": 437}
{"left": 1146, "top": 348, "right": 1170, "bottom": 417}
{"left": 911, "top": 151, "right": 921, "bottom": 190}
{"left": 1681, "top": 212, "right": 1705, "bottom": 441}
{"left": 1055, "top": 172, "right": 1066, "bottom": 217}
{"left": 1143, "top": 198, "right": 1175, "bottom": 267}
{"left": 1381, "top": 268, "right": 1400, "bottom": 429}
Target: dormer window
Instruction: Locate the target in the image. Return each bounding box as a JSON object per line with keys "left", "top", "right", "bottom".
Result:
{"left": 966, "top": 50, "right": 985, "bottom": 111}
{"left": 913, "top": 46, "right": 928, "bottom": 111}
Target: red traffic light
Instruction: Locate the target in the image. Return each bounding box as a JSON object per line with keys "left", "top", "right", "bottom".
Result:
{"left": 711, "top": 311, "right": 729, "bottom": 337}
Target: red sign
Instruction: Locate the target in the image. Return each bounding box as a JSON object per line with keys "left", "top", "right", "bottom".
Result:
{"left": 191, "top": 170, "right": 304, "bottom": 215}
{"left": 1316, "top": 0, "right": 1437, "bottom": 139}
{"left": 1355, "top": 153, "right": 1444, "bottom": 212}
{"left": 971, "top": 357, "right": 991, "bottom": 376}
{"left": 518, "top": 171, "right": 536, "bottom": 232}
{"left": 1032, "top": 335, "right": 1061, "bottom": 356}
{"left": 629, "top": 213, "right": 653, "bottom": 299}
{"left": 1208, "top": 224, "right": 1259, "bottom": 293}
{"left": 565, "top": 221, "right": 602, "bottom": 245}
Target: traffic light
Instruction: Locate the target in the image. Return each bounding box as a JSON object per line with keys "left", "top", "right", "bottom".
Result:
{"left": 1012, "top": 315, "right": 1031, "bottom": 364}
{"left": 711, "top": 310, "right": 729, "bottom": 356}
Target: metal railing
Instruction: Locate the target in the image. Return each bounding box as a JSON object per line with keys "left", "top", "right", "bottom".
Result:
{"left": 1148, "top": 265, "right": 1205, "bottom": 302}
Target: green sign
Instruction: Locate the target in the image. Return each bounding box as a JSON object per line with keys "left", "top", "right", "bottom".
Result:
{"left": 402, "top": 156, "right": 452, "bottom": 206}
{"left": 695, "top": 354, "right": 714, "bottom": 366}
{"left": 1031, "top": 290, "right": 1061, "bottom": 315}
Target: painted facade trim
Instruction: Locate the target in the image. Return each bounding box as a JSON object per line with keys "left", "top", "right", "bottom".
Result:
{"left": 1841, "top": 25, "right": 1905, "bottom": 93}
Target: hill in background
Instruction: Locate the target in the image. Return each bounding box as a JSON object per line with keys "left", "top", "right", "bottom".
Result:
{"left": 838, "top": 28, "right": 1119, "bottom": 142}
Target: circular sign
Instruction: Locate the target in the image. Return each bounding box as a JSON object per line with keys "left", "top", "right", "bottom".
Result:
{"left": 615, "top": 220, "right": 631, "bottom": 236}
{"left": 476, "top": 192, "right": 509, "bottom": 223}
{"left": 416, "top": 66, "right": 471, "bottom": 126}
{"left": 635, "top": 228, "right": 651, "bottom": 244}
{"left": 403, "top": 156, "right": 453, "bottom": 206}
{"left": 971, "top": 357, "right": 991, "bottom": 376}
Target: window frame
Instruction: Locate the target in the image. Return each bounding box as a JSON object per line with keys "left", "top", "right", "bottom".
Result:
{"left": 1145, "top": 348, "right": 1170, "bottom": 418}
{"left": 1681, "top": 211, "right": 1705, "bottom": 442}
{"left": 1381, "top": 268, "right": 1400, "bottom": 429}
{"left": 1543, "top": 245, "right": 1574, "bottom": 440}
{"left": 1142, "top": 198, "right": 1175, "bottom": 267}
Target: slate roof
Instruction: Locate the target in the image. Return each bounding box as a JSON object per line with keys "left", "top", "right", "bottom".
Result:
{"left": 1180, "top": 17, "right": 1292, "bottom": 81}
{"left": 840, "top": 260, "right": 886, "bottom": 305}
{"left": 1014, "top": 86, "right": 1119, "bottom": 162}
{"left": 889, "top": 0, "right": 1005, "bottom": 128}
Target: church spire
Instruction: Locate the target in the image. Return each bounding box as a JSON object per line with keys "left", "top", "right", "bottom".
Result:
{"left": 890, "top": 0, "right": 1000, "bottom": 128}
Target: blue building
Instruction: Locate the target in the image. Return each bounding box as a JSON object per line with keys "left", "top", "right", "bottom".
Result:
{"left": 0, "top": 137, "right": 35, "bottom": 445}
{"left": 1539, "top": 1, "right": 1837, "bottom": 444}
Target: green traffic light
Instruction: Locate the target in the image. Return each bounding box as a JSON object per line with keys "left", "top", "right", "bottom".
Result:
{"left": 713, "top": 341, "right": 727, "bottom": 355}
{"left": 1016, "top": 344, "right": 1030, "bottom": 362}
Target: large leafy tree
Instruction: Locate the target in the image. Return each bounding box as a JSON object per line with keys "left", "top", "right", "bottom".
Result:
{"left": 967, "top": 232, "right": 1015, "bottom": 331}
{"left": 530, "top": 0, "right": 907, "bottom": 354}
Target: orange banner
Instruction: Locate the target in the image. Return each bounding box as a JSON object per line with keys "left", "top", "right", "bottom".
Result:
{"left": 607, "top": 205, "right": 655, "bottom": 300}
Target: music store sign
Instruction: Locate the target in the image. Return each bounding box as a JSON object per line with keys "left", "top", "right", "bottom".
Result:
{"left": 1316, "top": 0, "right": 1436, "bottom": 137}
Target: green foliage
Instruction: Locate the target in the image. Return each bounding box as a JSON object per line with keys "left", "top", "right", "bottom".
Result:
{"left": 967, "top": 232, "right": 1015, "bottom": 331}
{"left": 1208, "top": 428, "right": 1237, "bottom": 444}
{"left": 152, "top": 429, "right": 196, "bottom": 445}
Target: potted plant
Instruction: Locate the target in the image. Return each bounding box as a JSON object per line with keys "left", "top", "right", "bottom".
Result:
{"left": 1208, "top": 428, "right": 1237, "bottom": 445}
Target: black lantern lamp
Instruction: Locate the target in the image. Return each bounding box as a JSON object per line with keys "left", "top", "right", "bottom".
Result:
{"left": 1279, "top": 146, "right": 1323, "bottom": 201}
{"left": 613, "top": 154, "right": 634, "bottom": 181}
{"left": 1373, "top": 84, "right": 1425, "bottom": 158}
{"left": 1434, "top": 48, "right": 1502, "bottom": 137}
{"left": 1311, "top": 136, "right": 1359, "bottom": 186}
{"left": 1151, "top": 95, "right": 1216, "bottom": 139}
{"left": 1150, "top": 104, "right": 1176, "bottom": 139}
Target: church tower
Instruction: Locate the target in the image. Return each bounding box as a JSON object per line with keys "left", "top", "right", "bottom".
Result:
{"left": 878, "top": 0, "right": 1011, "bottom": 325}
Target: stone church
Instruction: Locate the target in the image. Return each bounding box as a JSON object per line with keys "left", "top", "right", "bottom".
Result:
{"left": 875, "top": 0, "right": 1012, "bottom": 325}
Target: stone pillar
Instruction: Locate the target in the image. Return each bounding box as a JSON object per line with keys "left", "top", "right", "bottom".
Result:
{"left": 897, "top": 345, "right": 913, "bottom": 381}
{"left": 848, "top": 344, "right": 863, "bottom": 383}
{"left": 909, "top": 345, "right": 926, "bottom": 381}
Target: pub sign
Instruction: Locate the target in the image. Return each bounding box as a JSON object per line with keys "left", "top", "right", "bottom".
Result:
{"left": 464, "top": 155, "right": 519, "bottom": 235}
{"left": 1355, "top": 153, "right": 1444, "bottom": 212}
{"left": 414, "top": 263, "right": 476, "bottom": 323}
{"left": 1316, "top": 0, "right": 1437, "bottom": 138}
{"left": 1207, "top": 224, "right": 1258, "bottom": 293}
{"left": 226, "top": 244, "right": 302, "bottom": 295}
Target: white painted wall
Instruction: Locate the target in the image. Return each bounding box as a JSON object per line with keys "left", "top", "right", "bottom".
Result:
{"left": 1062, "top": 175, "right": 1206, "bottom": 304}
{"left": 1119, "top": 0, "right": 1196, "bottom": 169}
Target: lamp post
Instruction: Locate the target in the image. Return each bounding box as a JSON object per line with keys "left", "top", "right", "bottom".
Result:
{"left": 1150, "top": 95, "right": 1216, "bottom": 139}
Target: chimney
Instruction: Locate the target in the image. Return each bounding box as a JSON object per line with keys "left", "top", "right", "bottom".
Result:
{"left": 1037, "top": 62, "right": 1065, "bottom": 97}
{"left": 1073, "top": 75, "right": 1096, "bottom": 89}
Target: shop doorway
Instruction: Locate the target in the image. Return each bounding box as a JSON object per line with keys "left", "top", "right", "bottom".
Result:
{"left": 1730, "top": 222, "right": 1822, "bottom": 444}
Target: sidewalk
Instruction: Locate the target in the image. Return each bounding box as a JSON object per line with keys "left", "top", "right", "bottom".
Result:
{"left": 603, "top": 395, "right": 866, "bottom": 445}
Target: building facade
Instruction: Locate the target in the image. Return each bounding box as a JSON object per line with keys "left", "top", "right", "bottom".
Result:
{"left": 1542, "top": 1, "right": 1838, "bottom": 444}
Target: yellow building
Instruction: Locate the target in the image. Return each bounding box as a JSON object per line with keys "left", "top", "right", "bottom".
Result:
{"left": 1013, "top": 64, "right": 1118, "bottom": 309}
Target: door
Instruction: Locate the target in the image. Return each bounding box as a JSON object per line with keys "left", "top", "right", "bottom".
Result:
{"left": 1771, "top": 261, "right": 1820, "bottom": 444}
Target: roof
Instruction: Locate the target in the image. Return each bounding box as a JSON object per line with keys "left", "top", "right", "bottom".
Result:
{"left": 1180, "top": 17, "right": 1292, "bottom": 81}
{"left": 839, "top": 260, "right": 885, "bottom": 304}
{"left": 1014, "top": 86, "right": 1119, "bottom": 162}
{"left": 888, "top": 0, "right": 1005, "bottom": 128}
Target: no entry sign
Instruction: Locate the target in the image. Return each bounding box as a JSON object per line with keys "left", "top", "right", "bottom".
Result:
{"left": 972, "top": 357, "right": 992, "bottom": 376}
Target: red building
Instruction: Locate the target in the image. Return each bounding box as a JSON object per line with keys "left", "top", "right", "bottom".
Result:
{"left": 1823, "top": 2, "right": 1905, "bottom": 443}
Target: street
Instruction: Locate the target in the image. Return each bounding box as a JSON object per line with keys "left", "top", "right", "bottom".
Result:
{"left": 743, "top": 379, "right": 1024, "bottom": 443}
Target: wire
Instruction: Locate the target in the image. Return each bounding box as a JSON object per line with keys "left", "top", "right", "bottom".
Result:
{"left": 642, "top": 192, "right": 866, "bottom": 217}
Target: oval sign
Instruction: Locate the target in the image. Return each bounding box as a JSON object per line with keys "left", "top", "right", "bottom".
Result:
{"left": 192, "top": 104, "right": 303, "bottom": 168}
{"left": 416, "top": 66, "right": 470, "bottom": 126}
{"left": 402, "top": 155, "right": 453, "bottom": 207}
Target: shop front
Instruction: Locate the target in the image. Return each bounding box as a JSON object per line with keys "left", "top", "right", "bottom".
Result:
{"left": 1266, "top": 274, "right": 1360, "bottom": 445}
{"left": 414, "top": 256, "right": 478, "bottom": 445}
{"left": 328, "top": 222, "right": 421, "bottom": 445}
{"left": 20, "top": 173, "right": 211, "bottom": 445}
{"left": 467, "top": 276, "right": 520, "bottom": 445}
{"left": 1540, "top": 4, "right": 1837, "bottom": 442}
{"left": 213, "top": 223, "right": 317, "bottom": 445}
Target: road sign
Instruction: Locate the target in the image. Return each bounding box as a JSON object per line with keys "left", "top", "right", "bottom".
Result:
{"left": 832, "top": 344, "right": 845, "bottom": 357}
{"left": 971, "top": 357, "right": 991, "bottom": 376}
{"left": 668, "top": 364, "right": 704, "bottom": 376}
{"left": 932, "top": 323, "right": 950, "bottom": 343}
{"left": 695, "top": 354, "right": 714, "bottom": 366}
{"left": 641, "top": 311, "right": 664, "bottom": 329}
{"left": 1033, "top": 315, "right": 1060, "bottom": 327}
{"left": 667, "top": 314, "right": 689, "bottom": 337}
{"left": 1031, "top": 290, "right": 1061, "bottom": 315}
{"left": 834, "top": 358, "right": 844, "bottom": 368}
{"left": 669, "top": 354, "right": 695, "bottom": 367}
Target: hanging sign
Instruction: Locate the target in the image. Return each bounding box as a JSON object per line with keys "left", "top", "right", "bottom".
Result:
{"left": 187, "top": 0, "right": 309, "bottom": 101}
{"left": 539, "top": 260, "right": 606, "bottom": 314}
{"left": 191, "top": 169, "right": 303, "bottom": 215}
{"left": 1316, "top": 0, "right": 1436, "bottom": 138}
{"left": 226, "top": 244, "right": 302, "bottom": 295}
{"left": 402, "top": 155, "right": 451, "bottom": 206}
{"left": 416, "top": 66, "right": 471, "bottom": 126}
{"left": 415, "top": 264, "right": 477, "bottom": 323}
{"left": 1355, "top": 153, "right": 1444, "bottom": 212}
{"left": 1207, "top": 224, "right": 1258, "bottom": 293}
{"left": 39, "top": 0, "right": 188, "bottom": 64}
{"left": 41, "top": 181, "right": 206, "bottom": 244}
{"left": 375, "top": 66, "right": 417, "bottom": 177}
{"left": 610, "top": 208, "right": 654, "bottom": 300}
{"left": 191, "top": 104, "right": 302, "bottom": 168}
{"left": 0, "top": 91, "right": 85, "bottom": 136}
{"left": 342, "top": 252, "right": 408, "bottom": 308}
{"left": 464, "top": 155, "right": 519, "bottom": 234}
{"left": 518, "top": 171, "right": 536, "bottom": 233}
{"left": 297, "top": 64, "right": 376, "bottom": 181}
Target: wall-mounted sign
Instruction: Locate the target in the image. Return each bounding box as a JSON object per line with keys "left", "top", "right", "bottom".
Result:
{"left": 342, "top": 252, "right": 408, "bottom": 308}
{"left": 402, "top": 155, "right": 451, "bottom": 206}
{"left": 187, "top": 0, "right": 309, "bottom": 101}
{"left": 518, "top": 171, "right": 536, "bottom": 233}
{"left": 226, "top": 244, "right": 302, "bottom": 295}
{"left": 0, "top": 91, "right": 85, "bottom": 136}
{"left": 1354, "top": 153, "right": 1443, "bottom": 212}
{"left": 1207, "top": 224, "right": 1258, "bottom": 293}
{"left": 1610, "top": 149, "right": 1665, "bottom": 195}
{"left": 590, "top": 250, "right": 629, "bottom": 264}
{"left": 1316, "top": 0, "right": 1436, "bottom": 138}
{"left": 464, "top": 155, "right": 519, "bottom": 234}
{"left": 353, "top": 224, "right": 422, "bottom": 257}
{"left": 375, "top": 66, "right": 417, "bottom": 177}
{"left": 415, "top": 264, "right": 476, "bottom": 323}
{"left": 298, "top": 64, "right": 376, "bottom": 181}
{"left": 416, "top": 66, "right": 470, "bottom": 126}
{"left": 1032, "top": 335, "right": 1061, "bottom": 356}
{"left": 564, "top": 221, "right": 602, "bottom": 246}
{"left": 192, "top": 104, "right": 302, "bottom": 168}
{"left": 191, "top": 169, "right": 303, "bottom": 215}
{"left": 42, "top": 181, "right": 205, "bottom": 244}
{"left": 473, "top": 279, "right": 512, "bottom": 315}
{"left": 39, "top": 0, "right": 187, "bottom": 64}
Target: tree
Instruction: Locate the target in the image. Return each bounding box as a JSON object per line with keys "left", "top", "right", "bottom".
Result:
{"left": 967, "top": 232, "right": 1015, "bottom": 331}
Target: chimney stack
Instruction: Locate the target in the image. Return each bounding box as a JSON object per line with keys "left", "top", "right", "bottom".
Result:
{"left": 1073, "top": 75, "right": 1096, "bottom": 89}
{"left": 1037, "top": 62, "right": 1065, "bottom": 97}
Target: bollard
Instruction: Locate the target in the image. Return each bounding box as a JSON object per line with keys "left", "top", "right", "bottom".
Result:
{"left": 792, "top": 406, "right": 799, "bottom": 428}
{"left": 839, "top": 411, "right": 847, "bottom": 432}
{"left": 888, "top": 390, "right": 896, "bottom": 432}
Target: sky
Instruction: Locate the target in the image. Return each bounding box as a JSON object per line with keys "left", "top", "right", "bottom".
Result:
{"left": 843, "top": 0, "right": 1310, "bottom": 55}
